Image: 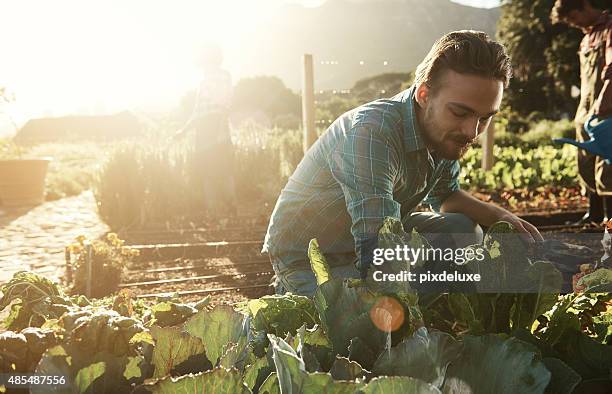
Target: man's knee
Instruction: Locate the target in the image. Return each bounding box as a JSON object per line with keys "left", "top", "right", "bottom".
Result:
{"left": 403, "top": 211, "right": 483, "bottom": 247}
{"left": 273, "top": 265, "right": 318, "bottom": 297}
{"left": 270, "top": 256, "right": 359, "bottom": 297}
{"left": 445, "top": 212, "right": 480, "bottom": 232}
{"left": 444, "top": 213, "right": 484, "bottom": 246}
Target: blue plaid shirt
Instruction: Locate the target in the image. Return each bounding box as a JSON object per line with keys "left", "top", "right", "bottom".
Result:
{"left": 262, "top": 85, "right": 460, "bottom": 272}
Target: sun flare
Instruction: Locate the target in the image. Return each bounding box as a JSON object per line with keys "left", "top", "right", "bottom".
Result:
{"left": 1, "top": 0, "right": 289, "bottom": 119}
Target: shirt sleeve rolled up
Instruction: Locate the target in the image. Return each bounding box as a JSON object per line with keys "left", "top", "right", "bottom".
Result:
{"left": 328, "top": 125, "right": 401, "bottom": 277}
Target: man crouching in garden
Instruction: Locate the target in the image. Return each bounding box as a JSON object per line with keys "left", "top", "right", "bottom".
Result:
{"left": 262, "top": 30, "right": 544, "bottom": 297}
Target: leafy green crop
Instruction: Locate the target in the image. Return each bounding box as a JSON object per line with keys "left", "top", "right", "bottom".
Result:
{"left": 68, "top": 233, "right": 137, "bottom": 298}
{"left": 0, "top": 271, "right": 67, "bottom": 331}
{"left": 248, "top": 294, "right": 318, "bottom": 336}
{"left": 0, "top": 328, "right": 57, "bottom": 373}
{"left": 459, "top": 145, "right": 578, "bottom": 191}
{"left": 0, "top": 218, "right": 610, "bottom": 393}
{"left": 577, "top": 269, "right": 612, "bottom": 292}
{"left": 144, "top": 295, "right": 210, "bottom": 327}
{"left": 372, "top": 328, "right": 461, "bottom": 388}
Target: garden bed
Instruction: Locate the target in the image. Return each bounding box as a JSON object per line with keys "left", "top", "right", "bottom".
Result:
{"left": 123, "top": 256, "right": 274, "bottom": 304}
{"left": 1, "top": 218, "right": 610, "bottom": 393}
{"left": 107, "top": 212, "right": 608, "bottom": 306}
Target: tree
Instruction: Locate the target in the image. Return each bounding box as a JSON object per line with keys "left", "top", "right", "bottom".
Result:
{"left": 497, "top": 0, "right": 611, "bottom": 128}
{"left": 351, "top": 72, "right": 413, "bottom": 101}
{"left": 231, "top": 76, "right": 301, "bottom": 124}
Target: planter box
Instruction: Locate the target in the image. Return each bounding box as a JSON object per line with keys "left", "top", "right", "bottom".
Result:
{"left": 0, "top": 159, "right": 51, "bottom": 206}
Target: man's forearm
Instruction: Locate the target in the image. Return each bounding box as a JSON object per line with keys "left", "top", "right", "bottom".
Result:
{"left": 439, "top": 190, "right": 508, "bottom": 226}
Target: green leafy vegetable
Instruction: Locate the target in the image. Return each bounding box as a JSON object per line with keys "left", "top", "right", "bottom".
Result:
{"left": 147, "top": 368, "right": 251, "bottom": 394}
{"left": 442, "top": 334, "right": 551, "bottom": 394}
{"left": 361, "top": 376, "right": 441, "bottom": 394}
{"left": 308, "top": 238, "right": 332, "bottom": 285}
{"left": 150, "top": 326, "right": 206, "bottom": 378}
{"left": 184, "top": 305, "right": 247, "bottom": 366}
{"left": 372, "top": 327, "right": 461, "bottom": 388}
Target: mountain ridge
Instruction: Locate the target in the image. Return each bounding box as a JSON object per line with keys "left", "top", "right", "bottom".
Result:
{"left": 241, "top": 0, "right": 500, "bottom": 90}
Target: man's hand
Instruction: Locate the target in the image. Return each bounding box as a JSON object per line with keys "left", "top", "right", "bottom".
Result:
{"left": 440, "top": 190, "right": 544, "bottom": 244}
{"left": 496, "top": 212, "right": 544, "bottom": 244}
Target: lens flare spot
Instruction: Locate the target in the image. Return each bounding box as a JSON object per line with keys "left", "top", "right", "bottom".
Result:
{"left": 369, "top": 296, "right": 404, "bottom": 332}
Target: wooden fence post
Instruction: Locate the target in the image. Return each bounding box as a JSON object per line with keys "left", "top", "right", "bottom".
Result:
{"left": 65, "top": 246, "right": 72, "bottom": 285}
{"left": 85, "top": 243, "right": 93, "bottom": 298}
{"left": 302, "top": 54, "right": 316, "bottom": 153}
{"left": 482, "top": 122, "right": 495, "bottom": 170}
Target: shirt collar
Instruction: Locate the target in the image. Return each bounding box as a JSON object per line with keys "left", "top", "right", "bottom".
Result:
{"left": 396, "top": 85, "right": 448, "bottom": 169}
{"left": 396, "top": 84, "right": 427, "bottom": 153}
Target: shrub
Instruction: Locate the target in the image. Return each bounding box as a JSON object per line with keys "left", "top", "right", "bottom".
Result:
{"left": 459, "top": 144, "right": 578, "bottom": 190}
{"left": 68, "top": 233, "right": 138, "bottom": 298}
{"left": 521, "top": 118, "right": 575, "bottom": 145}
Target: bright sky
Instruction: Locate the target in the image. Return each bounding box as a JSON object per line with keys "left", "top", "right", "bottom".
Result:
{"left": 0, "top": 0, "right": 500, "bottom": 124}
{"left": 0, "top": 0, "right": 292, "bottom": 121}
{"left": 450, "top": 0, "right": 500, "bottom": 9}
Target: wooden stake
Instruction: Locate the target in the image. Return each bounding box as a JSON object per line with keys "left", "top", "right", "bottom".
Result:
{"left": 482, "top": 122, "right": 495, "bottom": 170}
{"left": 85, "top": 243, "right": 93, "bottom": 298}
{"left": 64, "top": 246, "right": 72, "bottom": 284}
{"left": 302, "top": 54, "right": 316, "bottom": 153}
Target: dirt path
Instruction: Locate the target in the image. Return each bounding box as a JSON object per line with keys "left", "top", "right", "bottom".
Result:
{"left": 0, "top": 191, "right": 108, "bottom": 284}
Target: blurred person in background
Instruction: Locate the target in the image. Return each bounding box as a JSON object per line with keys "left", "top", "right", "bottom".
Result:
{"left": 551, "top": 0, "right": 612, "bottom": 224}
{"left": 175, "top": 43, "right": 237, "bottom": 218}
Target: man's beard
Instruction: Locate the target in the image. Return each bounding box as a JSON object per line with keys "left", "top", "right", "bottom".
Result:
{"left": 421, "top": 105, "right": 473, "bottom": 160}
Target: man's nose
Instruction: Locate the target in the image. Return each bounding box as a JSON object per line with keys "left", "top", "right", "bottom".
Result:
{"left": 460, "top": 117, "right": 480, "bottom": 140}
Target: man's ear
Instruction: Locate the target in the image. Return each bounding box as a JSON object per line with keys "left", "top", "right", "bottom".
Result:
{"left": 415, "top": 83, "right": 430, "bottom": 108}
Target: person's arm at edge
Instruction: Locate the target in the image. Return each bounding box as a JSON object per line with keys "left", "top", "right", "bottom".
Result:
{"left": 174, "top": 85, "right": 202, "bottom": 139}
{"left": 594, "top": 22, "right": 612, "bottom": 117}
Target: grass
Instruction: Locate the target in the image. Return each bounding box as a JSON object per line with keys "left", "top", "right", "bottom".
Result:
{"left": 93, "top": 126, "right": 302, "bottom": 230}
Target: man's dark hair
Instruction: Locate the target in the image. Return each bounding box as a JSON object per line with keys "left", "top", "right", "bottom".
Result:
{"left": 550, "top": 0, "right": 587, "bottom": 24}
{"left": 414, "top": 30, "right": 513, "bottom": 92}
